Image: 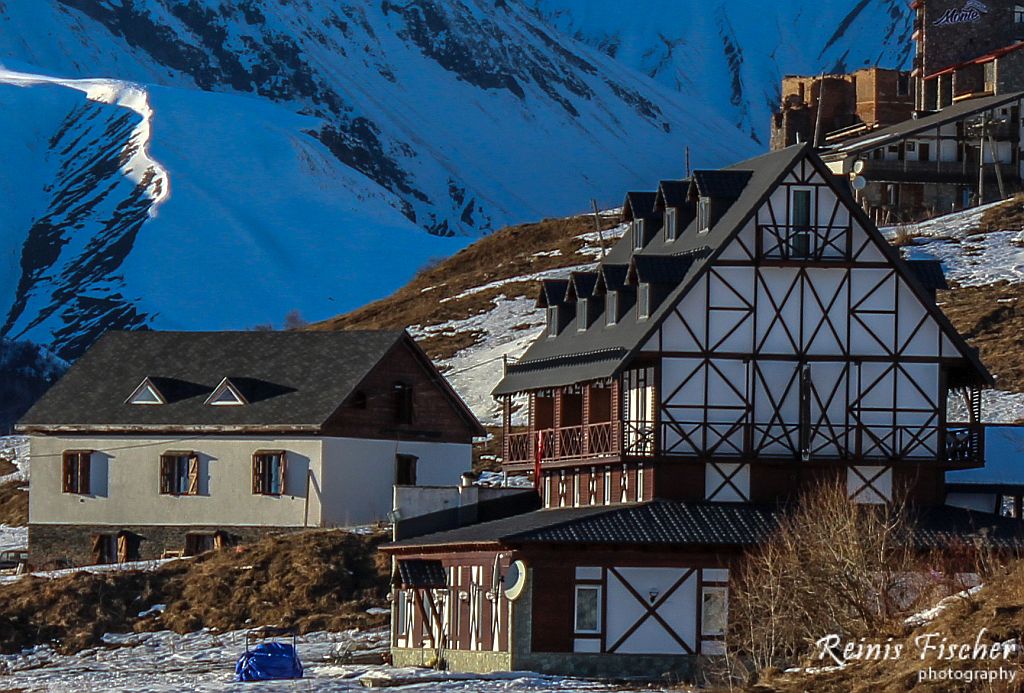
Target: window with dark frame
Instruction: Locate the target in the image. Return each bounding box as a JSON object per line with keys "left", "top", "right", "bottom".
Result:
{"left": 252, "top": 451, "right": 287, "bottom": 495}
{"left": 789, "top": 189, "right": 813, "bottom": 259}
{"left": 62, "top": 451, "right": 92, "bottom": 495}
{"left": 396, "top": 454, "right": 418, "bottom": 486}
{"left": 159, "top": 452, "right": 199, "bottom": 496}
{"left": 393, "top": 381, "right": 414, "bottom": 423}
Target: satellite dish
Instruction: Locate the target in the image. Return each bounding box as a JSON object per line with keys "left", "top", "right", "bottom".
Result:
{"left": 851, "top": 176, "right": 868, "bottom": 191}
{"left": 853, "top": 160, "right": 866, "bottom": 174}
{"left": 504, "top": 560, "right": 527, "bottom": 601}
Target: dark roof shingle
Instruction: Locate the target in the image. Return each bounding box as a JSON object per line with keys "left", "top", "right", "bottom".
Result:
{"left": 691, "top": 170, "right": 753, "bottom": 199}
{"left": 18, "top": 330, "right": 409, "bottom": 430}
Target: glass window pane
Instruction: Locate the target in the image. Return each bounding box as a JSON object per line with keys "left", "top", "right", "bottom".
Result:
{"left": 792, "top": 190, "right": 811, "bottom": 229}
{"left": 575, "top": 586, "right": 600, "bottom": 632}
{"left": 702, "top": 588, "right": 728, "bottom": 636}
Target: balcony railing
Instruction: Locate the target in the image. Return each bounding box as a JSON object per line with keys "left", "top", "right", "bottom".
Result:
{"left": 508, "top": 422, "right": 984, "bottom": 466}
{"left": 505, "top": 421, "right": 629, "bottom": 464}
{"left": 857, "top": 159, "right": 1019, "bottom": 185}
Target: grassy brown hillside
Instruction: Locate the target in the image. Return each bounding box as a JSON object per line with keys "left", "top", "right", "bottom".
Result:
{"left": 311, "top": 212, "right": 621, "bottom": 360}
{"left": 0, "top": 529, "right": 389, "bottom": 654}
{"left": 939, "top": 282, "right": 1024, "bottom": 394}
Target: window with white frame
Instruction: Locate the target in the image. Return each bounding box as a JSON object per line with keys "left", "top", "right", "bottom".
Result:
{"left": 697, "top": 197, "right": 711, "bottom": 232}
{"left": 632, "top": 220, "right": 646, "bottom": 250}
{"left": 574, "top": 585, "right": 602, "bottom": 633}
{"left": 604, "top": 467, "right": 611, "bottom": 504}
{"left": 577, "top": 299, "right": 588, "bottom": 331}
{"left": 638, "top": 283, "right": 651, "bottom": 319}
{"left": 701, "top": 587, "right": 728, "bottom": 637}
{"left": 665, "top": 207, "right": 678, "bottom": 241}
{"left": 606, "top": 292, "right": 618, "bottom": 326}
{"left": 1015, "top": 4, "right": 1024, "bottom": 22}
{"left": 548, "top": 306, "right": 559, "bottom": 338}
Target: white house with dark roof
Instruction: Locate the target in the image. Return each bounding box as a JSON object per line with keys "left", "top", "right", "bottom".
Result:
{"left": 17, "top": 330, "right": 484, "bottom": 567}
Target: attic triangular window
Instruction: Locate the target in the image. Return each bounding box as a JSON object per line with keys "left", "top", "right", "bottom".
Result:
{"left": 126, "top": 378, "right": 165, "bottom": 406}
{"left": 205, "top": 378, "right": 247, "bottom": 406}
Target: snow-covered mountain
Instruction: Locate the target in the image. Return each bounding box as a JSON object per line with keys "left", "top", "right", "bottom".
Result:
{"left": 529, "top": 0, "right": 914, "bottom": 145}
{"left": 0, "top": 1, "right": 910, "bottom": 362}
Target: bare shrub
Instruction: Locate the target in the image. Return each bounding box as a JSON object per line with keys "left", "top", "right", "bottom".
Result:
{"left": 283, "top": 309, "right": 308, "bottom": 330}
{"left": 727, "top": 482, "right": 924, "bottom": 680}
{"left": 890, "top": 223, "right": 917, "bottom": 247}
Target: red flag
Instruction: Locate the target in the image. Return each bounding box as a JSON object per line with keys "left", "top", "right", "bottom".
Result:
{"left": 533, "top": 430, "right": 543, "bottom": 491}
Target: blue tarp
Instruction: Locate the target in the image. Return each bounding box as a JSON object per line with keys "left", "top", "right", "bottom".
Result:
{"left": 234, "top": 642, "right": 303, "bottom": 682}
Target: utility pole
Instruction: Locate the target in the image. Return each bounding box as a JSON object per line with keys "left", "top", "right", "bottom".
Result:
{"left": 590, "top": 199, "right": 607, "bottom": 259}
{"left": 813, "top": 73, "right": 827, "bottom": 149}
{"left": 978, "top": 111, "right": 987, "bottom": 205}
{"left": 987, "top": 128, "right": 1006, "bottom": 200}
{"left": 685, "top": 146, "right": 692, "bottom": 178}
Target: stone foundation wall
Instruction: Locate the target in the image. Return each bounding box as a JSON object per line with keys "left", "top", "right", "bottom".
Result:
{"left": 391, "top": 648, "right": 512, "bottom": 673}
{"left": 28, "top": 524, "right": 304, "bottom": 569}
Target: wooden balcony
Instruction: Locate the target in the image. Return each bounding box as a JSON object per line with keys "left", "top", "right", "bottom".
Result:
{"left": 857, "top": 159, "right": 1019, "bottom": 185}
{"left": 506, "top": 418, "right": 664, "bottom": 465}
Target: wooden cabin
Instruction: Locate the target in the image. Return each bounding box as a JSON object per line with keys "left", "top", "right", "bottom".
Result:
{"left": 381, "top": 144, "right": 1024, "bottom": 679}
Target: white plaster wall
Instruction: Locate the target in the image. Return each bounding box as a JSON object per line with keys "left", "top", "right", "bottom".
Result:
{"left": 29, "top": 435, "right": 322, "bottom": 527}
{"left": 319, "top": 437, "right": 470, "bottom": 526}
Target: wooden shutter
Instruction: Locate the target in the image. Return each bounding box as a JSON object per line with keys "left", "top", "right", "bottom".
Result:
{"left": 279, "top": 452, "right": 288, "bottom": 495}
{"left": 213, "top": 531, "right": 225, "bottom": 551}
{"left": 91, "top": 534, "right": 103, "bottom": 564}
{"left": 187, "top": 455, "right": 200, "bottom": 496}
{"left": 78, "top": 454, "right": 91, "bottom": 495}
{"left": 159, "top": 456, "right": 174, "bottom": 495}
{"left": 62, "top": 454, "right": 74, "bottom": 493}
{"left": 116, "top": 533, "right": 129, "bottom": 563}
{"left": 252, "top": 454, "right": 262, "bottom": 494}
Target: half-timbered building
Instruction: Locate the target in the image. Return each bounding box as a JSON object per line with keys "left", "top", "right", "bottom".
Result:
{"left": 382, "top": 143, "right": 1024, "bottom": 679}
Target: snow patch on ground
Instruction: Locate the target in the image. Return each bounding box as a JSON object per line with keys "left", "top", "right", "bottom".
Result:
{"left": 0, "top": 627, "right": 615, "bottom": 692}
{"left": 904, "top": 585, "right": 984, "bottom": 628}
{"left": 0, "top": 436, "right": 29, "bottom": 483}
{"left": 884, "top": 201, "right": 1024, "bottom": 287}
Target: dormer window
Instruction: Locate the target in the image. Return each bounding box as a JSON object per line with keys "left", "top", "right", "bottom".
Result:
{"left": 697, "top": 198, "right": 711, "bottom": 233}
{"left": 127, "top": 378, "right": 165, "bottom": 405}
{"left": 606, "top": 292, "right": 618, "bottom": 326}
{"left": 393, "top": 381, "right": 414, "bottom": 424}
{"left": 632, "top": 220, "right": 646, "bottom": 250}
{"left": 577, "top": 298, "right": 588, "bottom": 331}
{"left": 638, "top": 283, "right": 651, "bottom": 319}
{"left": 205, "top": 378, "right": 247, "bottom": 406}
{"left": 548, "top": 306, "right": 559, "bottom": 338}
{"left": 665, "top": 208, "right": 678, "bottom": 241}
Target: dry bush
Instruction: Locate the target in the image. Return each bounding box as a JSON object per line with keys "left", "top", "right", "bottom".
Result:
{"left": 727, "top": 482, "right": 925, "bottom": 680}
{"left": 889, "top": 223, "right": 918, "bottom": 247}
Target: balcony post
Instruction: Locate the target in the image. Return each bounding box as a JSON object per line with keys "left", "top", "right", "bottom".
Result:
{"left": 611, "top": 377, "right": 622, "bottom": 456}
{"left": 553, "top": 387, "right": 563, "bottom": 459}
{"left": 528, "top": 392, "right": 536, "bottom": 464}
{"left": 501, "top": 396, "right": 510, "bottom": 464}
{"left": 582, "top": 383, "right": 591, "bottom": 457}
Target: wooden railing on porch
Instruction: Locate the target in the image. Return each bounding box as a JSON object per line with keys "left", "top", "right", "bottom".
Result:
{"left": 505, "top": 421, "right": 625, "bottom": 464}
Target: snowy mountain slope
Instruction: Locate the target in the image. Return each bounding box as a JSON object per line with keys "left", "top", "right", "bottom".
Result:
{"left": 0, "top": 0, "right": 755, "bottom": 359}
{"left": 529, "top": 0, "right": 914, "bottom": 145}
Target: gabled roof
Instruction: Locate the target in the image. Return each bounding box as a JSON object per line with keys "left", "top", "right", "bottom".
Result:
{"left": 690, "top": 170, "right": 753, "bottom": 200}
{"left": 655, "top": 179, "right": 691, "bottom": 209}
{"left": 493, "top": 143, "right": 992, "bottom": 396}
{"left": 494, "top": 145, "right": 810, "bottom": 395}
{"left": 536, "top": 279, "right": 570, "bottom": 308}
{"left": 824, "top": 92, "right": 1024, "bottom": 157}
{"left": 622, "top": 191, "right": 658, "bottom": 221}
{"left": 18, "top": 330, "right": 482, "bottom": 434}
{"left": 566, "top": 272, "right": 599, "bottom": 301}
{"left": 594, "top": 264, "right": 629, "bottom": 294}
{"left": 628, "top": 253, "right": 702, "bottom": 286}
